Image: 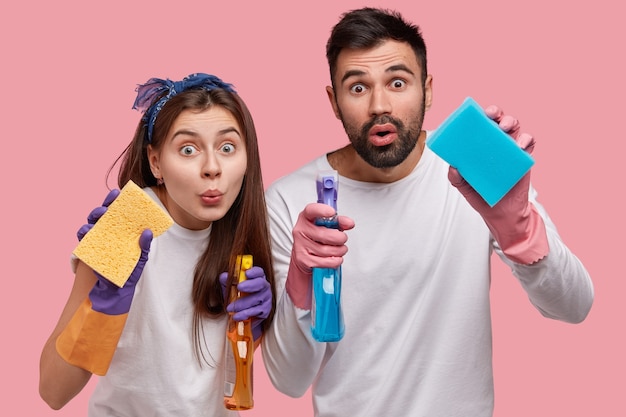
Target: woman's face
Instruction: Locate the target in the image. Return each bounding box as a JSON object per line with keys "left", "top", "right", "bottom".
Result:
{"left": 148, "top": 106, "right": 247, "bottom": 230}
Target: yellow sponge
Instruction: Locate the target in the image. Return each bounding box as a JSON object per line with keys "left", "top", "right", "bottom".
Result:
{"left": 73, "top": 181, "right": 173, "bottom": 287}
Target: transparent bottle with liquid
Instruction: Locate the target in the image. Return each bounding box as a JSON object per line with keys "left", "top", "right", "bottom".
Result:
{"left": 311, "top": 170, "right": 345, "bottom": 342}
{"left": 224, "top": 254, "right": 254, "bottom": 410}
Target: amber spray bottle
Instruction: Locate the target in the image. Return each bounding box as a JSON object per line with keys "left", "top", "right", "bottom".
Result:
{"left": 224, "top": 255, "right": 254, "bottom": 410}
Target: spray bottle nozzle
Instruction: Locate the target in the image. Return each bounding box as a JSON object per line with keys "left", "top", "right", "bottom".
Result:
{"left": 317, "top": 170, "right": 338, "bottom": 211}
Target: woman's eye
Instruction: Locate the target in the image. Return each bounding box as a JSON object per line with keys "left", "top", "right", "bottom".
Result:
{"left": 180, "top": 145, "right": 197, "bottom": 156}
{"left": 220, "top": 143, "right": 235, "bottom": 154}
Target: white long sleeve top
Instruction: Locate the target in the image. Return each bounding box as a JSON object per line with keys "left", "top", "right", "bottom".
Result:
{"left": 261, "top": 145, "right": 593, "bottom": 417}
{"left": 88, "top": 188, "right": 239, "bottom": 417}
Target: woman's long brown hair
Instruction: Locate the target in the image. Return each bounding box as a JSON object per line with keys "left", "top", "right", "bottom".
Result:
{"left": 112, "top": 88, "right": 275, "bottom": 364}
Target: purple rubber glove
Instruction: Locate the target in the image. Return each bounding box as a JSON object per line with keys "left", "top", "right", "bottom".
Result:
{"left": 77, "top": 189, "right": 120, "bottom": 241}
{"left": 88, "top": 229, "right": 152, "bottom": 315}
{"left": 448, "top": 105, "right": 549, "bottom": 265}
{"left": 77, "top": 189, "right": 152, "bottom": 315}
{"left": 286, "top": 203, "right": 355, "bottom": 310}
{"left": 220, "top": 266, "right": 272, "bottom": 340}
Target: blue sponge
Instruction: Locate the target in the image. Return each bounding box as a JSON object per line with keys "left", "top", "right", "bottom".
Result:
{"left": 426, "top": 97, "right": 534, "bottom": 207}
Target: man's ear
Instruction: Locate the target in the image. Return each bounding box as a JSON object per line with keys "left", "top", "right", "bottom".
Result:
{"left": 424, "top": 74, "right": 433, "bottom": 111}
{"left": 326, "top": 85, "right": 341, "bottom": 120}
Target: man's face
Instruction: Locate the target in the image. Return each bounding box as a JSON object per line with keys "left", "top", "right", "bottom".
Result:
{"left": 327, "top": 40, "right": 432, "bottom": 168}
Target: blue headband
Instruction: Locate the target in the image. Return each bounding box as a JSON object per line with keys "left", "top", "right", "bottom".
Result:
{"left": 132, "top": 73, "right": 236, "bottom": 143}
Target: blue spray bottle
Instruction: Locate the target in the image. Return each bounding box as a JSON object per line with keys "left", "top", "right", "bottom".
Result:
{"left": 311, "top": 170, "right": 345, "bottom": 342}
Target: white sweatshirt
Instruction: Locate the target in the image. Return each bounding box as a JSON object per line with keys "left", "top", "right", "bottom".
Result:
{"left": 88, "top": 188, "right": 239, "bottom": 417}
{"left": 262, "top": 145, "right": 593, "bottom": 417}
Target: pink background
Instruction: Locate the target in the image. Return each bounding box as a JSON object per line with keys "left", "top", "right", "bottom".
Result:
{"left": 1, "top": 0, "right": 623, "bottom": 415}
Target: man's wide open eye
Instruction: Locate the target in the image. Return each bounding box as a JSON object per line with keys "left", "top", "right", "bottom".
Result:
{"left": 350, "top": 84, "right": 366, "bottom": 94}
{"left": 391, "top": 79, "right": 406, "bottom": 89}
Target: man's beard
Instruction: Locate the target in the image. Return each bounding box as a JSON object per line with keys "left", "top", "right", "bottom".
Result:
{"left": 339, "top": 107, "right": 425, "bottom": 169}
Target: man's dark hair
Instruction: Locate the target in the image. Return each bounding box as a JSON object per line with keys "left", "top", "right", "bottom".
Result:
{"left": 326, "top": 7, "right": 428, "bottom": 87}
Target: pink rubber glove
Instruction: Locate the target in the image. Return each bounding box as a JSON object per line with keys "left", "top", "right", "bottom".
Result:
{"left": 448, "top": 105, "right": 549, "bottom": 265}
{"left": 286, "top": 203, "right": 355, "bottom": 309}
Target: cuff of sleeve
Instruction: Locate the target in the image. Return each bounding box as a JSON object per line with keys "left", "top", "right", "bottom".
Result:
{"left": 285, "top": 265, "right": 312, "bottom": 311}
{"left": 56, "top": 298, "right": 128, "bottom": 376}
{"left": 501, "top": 204, "right": 549, "bottom": 265}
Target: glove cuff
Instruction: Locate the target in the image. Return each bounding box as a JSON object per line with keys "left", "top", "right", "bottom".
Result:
{"left": 498, "top": 204, "right": 549, "bottom": 264}
{"left": 285, "top": 262, "right": 312, "bottom": 310}
{"left": 251, "top": 319, "right": 264, "bottom": 341}
{"left": 56, "top": 298, "right": 128, "bottom": 376}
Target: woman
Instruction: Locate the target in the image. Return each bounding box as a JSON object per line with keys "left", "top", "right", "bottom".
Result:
{"left": 39, "top": 73, "right": 275, "bottom": 416}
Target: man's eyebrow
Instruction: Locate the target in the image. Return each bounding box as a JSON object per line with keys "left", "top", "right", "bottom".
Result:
{"left": 340, "top": 64, "right": 416, "bottom": 84}
{"left": 340, "top": 69, "right": 367, "bottom": 84}
{"left": 387, "top": 64, "right": 415, "bottom": 76}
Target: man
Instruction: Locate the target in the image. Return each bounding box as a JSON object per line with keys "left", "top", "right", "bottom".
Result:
{"left": 261, "top": 7, "right": 593, "bottom": 417}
